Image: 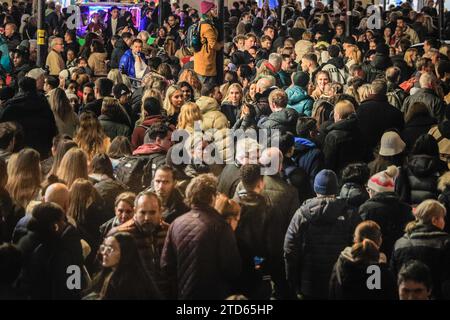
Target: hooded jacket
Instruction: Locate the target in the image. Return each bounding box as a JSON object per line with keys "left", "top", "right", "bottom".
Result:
{"left": 321, "top": 57, "right": 348, "bottom": 84}
{"left": 258, "top": 107, "right": 298, "bottom": 135}
{"left": 340, "top": 182, "right": 369, "bottom": 210}
{"left": 286, "top": 85, "right": 314, "bottom": 116}
{"left": 196, "top": 96, "right": 229, "bottom": 131}
{"left": 293, "top": 137, "right": 324, "bottom": 187}
{"left": 402, "top": 114, "right": 437, "bottom": 151}
{"left": 99, "top": 114, "right": 131, "bottom": 141}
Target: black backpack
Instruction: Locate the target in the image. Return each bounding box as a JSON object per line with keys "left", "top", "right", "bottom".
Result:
{"left": 114, "top": 154, "right": 162, "bottom": 193}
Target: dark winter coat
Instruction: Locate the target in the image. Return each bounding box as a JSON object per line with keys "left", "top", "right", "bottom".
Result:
{"left": 99, "top": 115, "right": 131, "bottom": 141}
{"left": 0, "top": 188, "right": 25, "bottom": 243}
{"left": 149, "top": 187, "right": 189, "bottom": 224}
{"left": 160, "top": 206, "right": 241, "bottom": 300}
{"left": 131, "top": 115, "right": 167, "bottom": 149}
{"left": 402, "top": 88, "right": 446, "bottom": 122}
{"left": 401, "top": 114, "right": 437, "bottom": 151}
{"left": 339, "top": 182, "right": 370, "bottom": 210}
{"left": 258, "top": 107, "right": 298, "bottom": 135}
{"left": 220, "top": 103, "right": 241, "bottom": 127}
{"left": 218, "top": 163, "right": 241, "bottom": 198}
{"left": 293, "top": 137, "right": 324, "bottom": 187}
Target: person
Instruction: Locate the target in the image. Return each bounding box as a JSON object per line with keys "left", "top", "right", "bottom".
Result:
{"left": 161, "top": 174, "right": 241, "bottom": 300}
{"left": 284, "top": 169, "right": 359, "bottom": 300}
{"left": 86, "top": 232, "right": 162, "bottom": 300}
{"left": 131, "top": 97, "right": 166, "bottom": 149}
{"left": 73, "top": 112, "right": 111, "bottom": 163}
{"left": 0, "top": 77, "right": 57, "bottom": 159}
{"left": 397, "top": 260, "right": 433, "bottom": 300}
{"left": 119, "top": 39, "right": 147, "bottom": 80}
{"left": 339, "top": 163, "right": 370, "bottom": 210}
{"left": 17, "top": 202, "right": 84, "bottom": 299}
{"left": 10, "top": 47, "right": 33, "bottom": 92}
{"left": 177, "top": 102, "right": 203, "bottom": 134}
{"left": 401, "top": 102, "right": 437, "bottom": 152}
{"left": 48, "top": 88, "right": 79, "bottom": 137}
{"left": 300, "top": 52, "right": 320, "bottom": 84}
{"left": 110, "top": 32, "right": 133, "bottom": 70}
{"left": 108, "top": 190, "right": 169, "bottom": 297}
{"left": 4, "top": 23, "right": 21, "bottom": 52}
{"left": 196, "top": 83, "right": 229, "bottom": 131}
{"left": 149, "top": 165, "right": 189, "bottom": 224}
{"left": 0, "top": 243, "right": 23, "bottom": 299}
{"left": 220, "top": 83, "right": 243, "bottom": 127}
{"left": 391, "top": 199, "right": 450, "bottom": 299}
{"left": 56, "top": 148, "right": 89, "bottom": 189}
{"left": 396, "top": 16, "right": 419, "bottom": 45}
{"left": 163, "top": 84, "right": 185, "bottom": 126}
{"left": 359, "top": 165, "right": 414, "bottom": 259}
{"left": 98, "top": 97, "right": 131, "bottom": 140}
{"left": 81, "top": 78, "right": 114, "bottom": 117}
{"left": 386, "top": 66, "right": 407, "bottom": 110}
{"left": 258, "top": 89, "right": 298, "bottom": 135}
{"left": 0, "top": 122, "right": 17, "bottom": 163}
{"left": 357, "top": 80, "right": 405, "bottom": 160}
{"left": 88, "top": 39, "right": 108, "bottom": 77}
{"left": 286, "top": 71, "right": 313, "bottom": 116}
{"left": 321, "top": 45, "right": 348, "bottom": 84}
{"left": 329, "top": 221, "right": 397, "bottom": 300}
{"left": 99, "top": 192, "right": 136, "bottom": 239}
{"left": 193, "top": 1, "right": 224, "bottom": 85}
{"left": 105, "top": 6, "right": 126, "bottom": 39}
{"left": 64, "top": 30, "right": 79, "bottom": 57}
{"left": 368, "top": 131, "right": 406, "bottom": 176}
{"left": 45, "top": 37, "right": 64, "bottom": 76}
{"left": 232, "top": 164, "right": 271, "bottom": 299}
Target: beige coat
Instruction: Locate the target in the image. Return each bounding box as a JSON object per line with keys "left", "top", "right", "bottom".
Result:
{"left": 88, "top": 52, "right": 108, "bottom": 76}
{"left": 46, "top": 50, "right": 64, "bottom": 76}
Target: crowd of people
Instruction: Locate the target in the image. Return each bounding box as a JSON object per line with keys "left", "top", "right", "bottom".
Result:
{"left": 0, "top": 0, "right": 450, "bottom": 300}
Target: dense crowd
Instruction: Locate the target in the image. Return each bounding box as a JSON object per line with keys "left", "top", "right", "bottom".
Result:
{"left": 0, "top": 0, "right": 450, "bottom": 300}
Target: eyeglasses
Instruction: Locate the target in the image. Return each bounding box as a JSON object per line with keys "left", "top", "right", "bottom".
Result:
{"left": 99, "top": 244, "right": 115, "bottom": 255}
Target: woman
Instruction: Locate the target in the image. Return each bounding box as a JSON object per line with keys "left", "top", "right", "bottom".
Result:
{"left": 345, "top": 45, "right": 362, "bottom": 70}
{"left": 404, "top": 48, "right": 418, "bottom": 80}
{"left": 98, "top": 98, "right": 131, "bottom": 141}
{"left": 178, "top": 81, "right": 194, "bottom": 103}
{"left": 396, "top": 134, "right": 444, "bottom": 206}
{"left": 67, "top": 178, "right": 107, "bottom": 271}
{"left": 422, "top": 15, "right": 438, "bottom": 39}
{"left": 329, "top": 221, "right": 397, "bottom": 300}
{"left": 99, "top": 192, "right": 136, "bottom": 239}
{"left": 243, "top": 81, "right": 257, "bottom": 104}
{"left": 178, "top": 69, "right": 202, "bottom": 98}
{"left": 56, "top": 148, "right": 89, "bottom": 188}
{"left": 221, "top": 83, "right": 243, "bottom": 127}
{"left": 368, "top": 131, "right": 406, "bottom": 176}
{"left": 107, "top": 136, "right": 133, "bottom": 171}
{"left": 79, "top": 32, "right": 100, "bottom": 60}
{"left": 163, "top": 36, "right": 177, "bottom": 57}
{"left": 311, "top": 70, "right": 330, "bottom": 100}
{"left": 131, "top": 96, "right": 166, "bottom": 149}
{"left": 384, "top": 27, "right": 393, "bottom": 46}
{"left": 6, "top": 148, "right": 41, "bottom": 209}
{"left": 86, "top": 232, "right": 162, "bottom": 299}
{"left": 66, "top": 48, "right": 77, "bottom": 69}
{"left": 391, "top": 199, "right": 450, "bottom": 299}
{"left": 401, "top": 102, "right": 437, "bottom": 151}
{"left": 89, "top": 153, "right": 126, "bottom": 217}
{"left": 155, "top": 27, "right": 168, "bottom": 47}
{"left": 107, "top": 69, "right": 132, "bottom": 90}
{"left": 46, "top": 139, "right": 78, "bottom": 179}
{"left": 163, "top": 84, "right": 184, "bottom": 126}
{"left": 48, "top": 88, "right": 79, "bottom": 137}
{"left": 88, "top": 39, "right": 108, "bottom": 76}
{"left": 74, "top": 112, "right": 111, "bottom": 163}
{"left": 177, "top": 102, "right": 203, "bottom": 134}
{"left": 87, "top": 13, "right": 105, "bottom": 35}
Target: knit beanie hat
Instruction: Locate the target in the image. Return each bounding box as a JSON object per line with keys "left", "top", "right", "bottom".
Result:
{"left": 200, "top": 1, "right": 216, "bottom": 15}
{"left": 367, "top": 165, "right": 399, "bottom": 193}
{"left": 292, "top": 71, "right": 310, "bottom": 88}
{"left": 379, "top": 131, "right": 406, "bottom": 156}
{"left": 314, "top": 169, "right": 338, "bottom": 195}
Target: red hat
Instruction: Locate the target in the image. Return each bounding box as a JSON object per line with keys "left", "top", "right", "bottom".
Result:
{"left": 200, "top": 1, "right": 216, "bottom": 15}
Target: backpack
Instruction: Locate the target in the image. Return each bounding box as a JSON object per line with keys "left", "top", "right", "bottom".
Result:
{"left": 114, "top": 154, "right": 161, "bottom": 193}
{"left": 386, "top": 89, "right": 403, "bottom": 110}
{"left": 189, "top": 22, "right": 204, "bottom": 52}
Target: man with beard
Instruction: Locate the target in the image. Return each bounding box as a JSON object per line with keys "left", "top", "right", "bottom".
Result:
{"left": 108, "top": 190, "right": 169, "bottom": 297}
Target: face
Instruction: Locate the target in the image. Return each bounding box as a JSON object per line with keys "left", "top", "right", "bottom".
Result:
{"left": 115, "top": 200, "right": 134, "bottom": 224}
{"left": 369, "top": 41, "right": 377, "bottom": 51}
{"left": 424, "top": 41, "right": 431, "bottom": 52}
{"left": 366, "top": 31, "right": 374, "bottom": 42}
{"left": 13, "top": 52, "right": 23, "bottom": 67}
{"left": 397, "top": 19, "right": 405, "bottom": 29}
{"left": 67, "top": 50, "right": 75, "bottom": 62}
{"left": 153, "top": 169, "right": 175, "bottom": 199}
{"left": 4, "top": 24, "right": 13, "bottom": 37}
{"left": 317, "top": 73, "right": 329, "bottom": 90}
{"left": 264, "top": 28, "right": 274, "bottom": 40}
{"left": 237, "top": 39, "right": 245, "bottom": 50}
{"left": 248, "top": 47, "right": 257, "bottom": 58}
{"left": 399, "top": 280, "right": 431, "bottom": 300}
{"left": 53, "top": 39, "right": 64, "bottom": 53}
{"left": 213, "top": 86, "right": 223, "bottom": 103}
{"left": 181, "top": 86, "right": 191, "bottom": 101}
{"left": 36, "top": 75, "right": 44, "bottom": 91}
{"left": 101, "top": 236, "right": 121, "bottom": 268}
{"left": 336, "top": 26, "right": 343, "bottom": 36}
{"left": 69, "top": 97, "right": 79, "bottom": 109}
{"left": 78, "top": 59, "right": 88, "bottom": 68}
{"left": 158, "top": 28, "right": 166, "bottom": 37}
{"left": 83, "top": 86, "right": 94, "bottom": 104}
{"left": 132, "top": 41, "right": 142, "bottom": 54}
{"left": 384, "top": 27, "right": 392, "bottom": 37}
{"left": 249, "top": 83, "right": 257, "bottom": 98}
{"left": 156, "top": 131, "right": 173, "bottom": 150}
{"left": 245, "top": 37, "right": 256, "bottom": 51}
{"left": 229, "top": 87, "right": 241, "bottom": 104}
{"left": 301, "top": 58, "right": 311, "bottom": 72}
{"left": 167, "top": 16, "right": 176, "bottom": 26}
{"left": 170, "top": 89, "right": 184, "bottom": 109}
{"left": 395, "top": 27, "right": 403, "bottom": 37}
{"left": 111, "top": 9, "right": 119, "bottom": 19}
{"left": 134, "top": 195, "right": 162, "bottom": 232}
{"left": 261, "top": 39, "right": 271, "bottom": 50}
{"left": 64, "top": 32, "right": 71, "bottom": 43}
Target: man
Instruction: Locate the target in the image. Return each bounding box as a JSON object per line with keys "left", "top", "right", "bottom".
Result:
{"left": 80, "top": 78, "right": 113, "bottom": 117}
{"left": 10, "top": 47, "right": 33, "bottom": 92}
{"left": 322, "top": 100, "right": 364, "bottom": 174}
{"left": 232, "top": 163, "right": 271, "bottom": 299}
{"left": 424, "top": 38, "right": 440, "bottom": 56}
{"left": 161, "top": 174, "right": 241, "bottom": 300}
{"left": 284, "top": 169, "right": 358, "bottom": 299}
{"left": 402, "top": 72, "right": 446, "bottom": 122}
{"left": 263, "top": 25, "right": 276, "bottom": 41}
{"left": 43, "top": 75, "right": 59, "bottom": 97}
{"left": 99, "top": 192, "right": 135, "bottom": 239}
{"left": 109, "top": 190, "right": 169, "bottom": 297}
{"left": 112, "top": 83, "right": 133, "bottom": 127}
{"left": 236, "top": 11, "right": 251, "bottom": 35}
{"left": 391, "top": 38, "right": 411, "bottom": 82}
{"left": 105, "top": 6, "right": 126, "bottom": 39}
{"left": 254, "top": 76, "right": 276, "bottom": 122}
{"left": 45, "top": 1, "right": 59, "bottom": 35}
{"left": 321, "top": 45, "right": 348, "bottom": 84}
{"left": 260, "top": 35, "right": 272, "bottom": 51}
{"left": 259, "top": 89, "right": 298, "bottom": 137}
{"left": 386, "top": 66, "right": 408, "bottom": 110}
{"left": 357, "top": 79, "right": 404, "bottom": 159}
{"left": 25, "top": 68, "right": 46, "bottom": 92}
{"left": 359, "top": 166, "right": 413, "bottom": 259}
{"left": 0, "top": 77, "right": 57, "bottom": 159}
{"left": 4, "top": 23, "right": 21, "bottom": 52}
{"left": 193, "top": 1, "right": 223, "bottom": 85}
{"left": 45, "top": 37, "right": 65, "bottom": 76}
{"left": 278, "top": 54, "right": 294, "bottom": 88}
{"left": 264, "top": 53, "right": 283, "bottom": 88}
{"left": 165, "top": 14, "right": 180, "bottom": 42}
{"left": 396, "top": 16, "right": 419, "bottom": 45}
{"left": 150, "top": 165, "right": 189, "bottom": 224}
{"left": 295, "top": 32, "right": 314, "bottom": 63}
{"left": 286, "top": 71, "right": 313, "bottom": 116}
{"left": 398, "top": 260, "right": 433, "bottom": 300}
{"left": 81, "top": 82, "right": 95, "bottom": 111}
{"left": 119, "top": 38, "right": 147, "bottom": 79}
{"left": 300, "top": 53, "right": 320, "bottom": 85}
{"left": 64, "top": 29, "right": 80, "bottom": 57}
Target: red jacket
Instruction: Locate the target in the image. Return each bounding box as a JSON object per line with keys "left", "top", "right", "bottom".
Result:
{"left": 131, "top": 115, "right": 165, "bottom": 149}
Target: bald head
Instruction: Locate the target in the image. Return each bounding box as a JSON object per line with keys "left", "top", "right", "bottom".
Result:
{"left": 45, "top": 183, "right": 70, "bottom": 212}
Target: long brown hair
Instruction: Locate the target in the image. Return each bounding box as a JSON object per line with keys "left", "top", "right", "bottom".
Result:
{"left": 50, "top": 88, "right": 73, "bottom": 121}
{"left": 6, "top": 148, "right": 41, "bottom": 208}
{"left": 56, "top": 148, "right": 89, "bottom": 188}
{"left": 178, "top": 69, "right": 202, "bottom": 94}
{"left": 74, "top": 112, "right": 109, "bottom": 161}
{"left": 351, "top": 221, "right": 382, "bottom": 263}
{"left": 67, "top": 178, "right": 96, "bottom": 225}
{"left": 48, "top": 140, "right": 78, "bottom": 177}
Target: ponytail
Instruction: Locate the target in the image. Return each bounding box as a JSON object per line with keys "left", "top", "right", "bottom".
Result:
{"left": 351, "top": 238, "right": 380, "bottom": 263}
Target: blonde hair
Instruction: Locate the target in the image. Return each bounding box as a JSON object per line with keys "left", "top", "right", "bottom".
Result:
{"left": 178, "top": 69, "right": 202, "bottom": 94}
{"left": 163, "top": 84, "right": 183, "bottom": 116}
{"left": 334, "top": 100, "right": 355, "bottom": 119}
{"left": 406, "top": 199, "right": 446, "bottom": 233}
{"left": 357, "top": 84, "right": 373, "bottom": 102}
{"left": 177, "top": 102, "right": 203, "bottom": 131}
{"left": 404, "top": 48, "right": 418, "bottom": 68}
{"left": 67, "top": 178, "right": 96, "bottom": 225}
{"left": 140, "top": 88, "right": 163, "bottom": 123}
{"left": 56, "top": 148, "right": 89, "bottom": 188}
{"left": 107, "top": 69, "right": 132, "bottom": 90}
{"left": 347, "top": 45, "right": 362, "bottom": 65}
{"left": 223, "top": 83, "right": 243, "bottom": 105}
{"left": 293, "top": 17, "right": 307, "bottom": 29}
{"left": 6, "top": 148, "right": 41, "bottom": 208}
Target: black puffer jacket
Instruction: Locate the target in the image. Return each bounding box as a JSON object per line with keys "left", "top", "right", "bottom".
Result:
{"left": 401, "top": 115, "right": 437, "bottom": 151}
{"left": 339, "top": 182, "right": 369, "bottom": 210}
{"left": 391, "top": 223, "right": 450, "bottom": 299}
{"left": 99, "top": 115, "right": 131, "bottom": 140}
{"left": 359, "top": 192, "right": 414, "bottom": 259}
{"left": 259, "top": 107, "right": 298, "bottom": 135}
{"left": 218, "top": 163, "right": 241, "bottom": 198}
{"left": 149, "top": 187, "right": 189, "bottom": 224}
{"left": 329, "top": 247, "right": 397, "bottom": 300}
{"left": 92, "top": 176, "right": 127, "bottom": 218}
{"left": 396, "top": 155, "right": 440, "bottom": 206}
{"left": 322, "top": 114, "right": 365, "bottom": 174}
{"left": 254, "top": 88, "right": 274, "bottom": 122}
{"left": 160, "top": 206, "right": 241, "bottom": 300}
{"left": 110, "top": 38, "right": 129, "bottom": 69}
{"left": 284, "top": 197, "right": 359, "bottom": 299}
